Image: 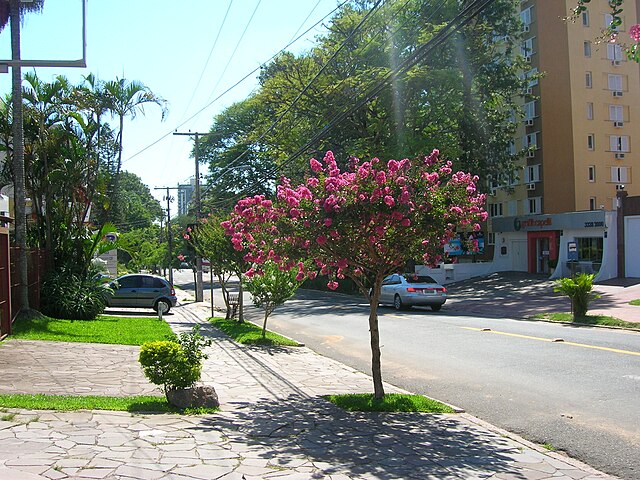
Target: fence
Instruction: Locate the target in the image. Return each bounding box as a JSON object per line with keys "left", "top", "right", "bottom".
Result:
{"left": 9, "top": 247, "right": 46, "bottom": 323}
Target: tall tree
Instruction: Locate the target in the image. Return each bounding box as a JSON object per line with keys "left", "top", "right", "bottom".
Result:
{"left": 102, "top": 78, "right": 166, "bottom": 223}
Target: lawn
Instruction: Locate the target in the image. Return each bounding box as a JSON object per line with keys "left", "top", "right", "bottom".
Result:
{"left": 10, "top": 314, "right": 175, "bottom": 345}
{"left": 630, "top": 299, "right": 640, "bottom": 306}
{"left": 0, "top": 394, "right": 217, "bottom": 414}
{"left": 324, "top": 393, "right": 456, "bottom": 413}
{"left": 534, "top": 312, "right": 639, "bottom": 329}
{"left": 209, "top": 317, "right": 300, "bottom": 346}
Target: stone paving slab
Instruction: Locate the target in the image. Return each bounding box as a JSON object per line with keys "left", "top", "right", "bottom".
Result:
{"left": 0, "top": 340, "right": 163, "bottom": 398}
{"left": 0, "top": 299, "right": 619, "bottom": 479}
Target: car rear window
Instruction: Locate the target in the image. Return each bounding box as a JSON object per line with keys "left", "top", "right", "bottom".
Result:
{"left": 403, "top": 274, "right": 437, "bottom": 283}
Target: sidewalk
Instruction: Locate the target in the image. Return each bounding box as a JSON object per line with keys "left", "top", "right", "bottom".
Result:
{"left": 0, "top": 299, "right": 618, "bottom": 479}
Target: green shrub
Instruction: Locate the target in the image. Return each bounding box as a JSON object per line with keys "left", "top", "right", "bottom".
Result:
{"left": 40, "top": 268, "right": 107, "bottom": 320}
{"left": 554, "top": 273, "right": 599, "bottom": 319}
{"left": 139, "top": 326, "right": 212, "bottom": 396}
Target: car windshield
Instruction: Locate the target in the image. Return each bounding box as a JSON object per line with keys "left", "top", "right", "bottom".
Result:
{"left": 402, "top": 274, "right": 437, "bottom": 284}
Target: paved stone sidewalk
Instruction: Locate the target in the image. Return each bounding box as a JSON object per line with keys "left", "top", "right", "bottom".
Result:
{"left": 0, "top": 300, "right": 617, "bottom": 479}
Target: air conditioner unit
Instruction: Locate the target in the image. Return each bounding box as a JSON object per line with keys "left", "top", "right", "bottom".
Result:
{"left": 616, "top": 184, "right": 626, "bottom": 191}
{"left": 523, "top": 25, "right": 530, "bottom": 33}
{"left": 614, "top": 153, "right": 625, "bottom": 159}
{"left": 526, "top": 150, "right": 536, "bottom": 158}
{"left": 524, "top": 56, "right": 532, "bottom": 63}
{"left": 489, "top": 188, "right": 497, "bottom": 196}
{"left": 526, "top": 87, "right": 533, "bottom": 95}
{"left": 525, "top": 119, "right": 534, "bottom": 126}
{"left": 613, "top": 121, "right": 624, "bottom": 128}
{"left": 527, "top": 183, "right": 536, "bottom": 190}
{"left": 612, "top": 60, "right": 621, "bottom": 66}
{"left": 612, "top": 91, "right": 623, "bottom": 97}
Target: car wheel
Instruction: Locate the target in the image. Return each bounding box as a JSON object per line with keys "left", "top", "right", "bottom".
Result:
{"left": 154, "top": 299, "right": 171, "bottom": 314}
{"left": 393, "top": 294, "right": 404, "bottom": 311}
{"left": 431, "top": 304, "right": 442, "bottom": 312}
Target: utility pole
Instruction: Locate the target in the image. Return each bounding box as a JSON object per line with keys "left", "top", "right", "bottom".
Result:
{"left": 173, "top": 131, "right": 208, "bottom": 302}
{"left": 154, "top": 187, "right": 178, "bottom": 286}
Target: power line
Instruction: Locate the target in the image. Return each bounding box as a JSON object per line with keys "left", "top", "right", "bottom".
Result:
{"left": 122, "top": 0, "right": 349, "bottom": 166}
{"left": 202, "top": 0, "right": 498, "bottom": 208}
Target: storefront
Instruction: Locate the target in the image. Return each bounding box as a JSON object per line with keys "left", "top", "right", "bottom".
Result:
{"left": 490, "top": 210, "right": 617, "bottom": 281}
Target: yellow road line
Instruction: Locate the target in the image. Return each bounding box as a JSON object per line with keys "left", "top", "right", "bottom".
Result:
{"left": 462, "top": 327, "right": 640, "bottom": 357}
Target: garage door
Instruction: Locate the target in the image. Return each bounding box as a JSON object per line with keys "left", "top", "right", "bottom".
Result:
{"left": 625, "top": 216, "right": 640, "bottom": 278}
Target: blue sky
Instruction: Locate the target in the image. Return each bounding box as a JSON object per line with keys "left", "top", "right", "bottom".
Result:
{"left": 0, "top": 0, "right": 340, "bottom": 203}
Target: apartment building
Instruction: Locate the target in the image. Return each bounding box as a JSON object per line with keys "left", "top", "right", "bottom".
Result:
{"left": 488, "top": 0, "right": 640, "bottom": 279}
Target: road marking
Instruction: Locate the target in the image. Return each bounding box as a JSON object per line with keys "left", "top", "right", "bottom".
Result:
{"left": 462, "top": 327, "right": 640, "bottom": 357}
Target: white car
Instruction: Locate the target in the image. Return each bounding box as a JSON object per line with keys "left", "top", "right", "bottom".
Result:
{"left": 378, "top": 273, "right": 447, "bottom": 311}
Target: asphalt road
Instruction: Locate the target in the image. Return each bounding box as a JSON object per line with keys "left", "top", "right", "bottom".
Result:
{"left": 174, "top": 273, "right": 640, "bottom": 479}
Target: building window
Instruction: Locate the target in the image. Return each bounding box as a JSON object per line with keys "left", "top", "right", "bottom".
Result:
{"left": 585, "top": 71, "right": 592, "bottom": 88}
{"left": 607, "top": 43, "right": 623, "bottom": 62}
{"left": 604, "top": 13, "right": 621, "bottom": 31}
{"left": 583, "top": 41, "right": 592, "bottom": 57}
{"left": 587, "top": 134, "right": 595, "bottom": 150}
{"left": 577, "top": 237, "right": 603, "bottom": 263}
{"left": 521, "top": 38, "right": 534, "bottom": 57}
{"left": 526, "top": 68, "right": 539, "bottom": 87}
{"left": 608, "top": 74, "right": 623, "bottom": 92}
{"left": 489, "top": 203, "right": 503, "bottom": 217}
{"left": 586, "top": 102, "right": 594, "bottom": 120}
{"left": 611, "top": 166, "right": 629, "bottom": 183}
{"left": 524, "top": 101, "right": 536, "bottom": 120}
{"left": 582, "top": 11, "right": 589, "bottom": 26}
{"left": 589, "top": 197, "right": 596, "bottom": 210}
{"left": 521, "top": 7, "right": 533, "bottom": 29}
{"left": 487, "top": 232, "right": 496, "bottom": 245}
{"left": 527, "top": 197, "right": 541, "bottom": 214}
{"left": 588, "top": 165, "right": 596, "bottom": 182}
{"left": 609, "top": 135, "right": 629, "bottom": 152}
{"left": 525, "top": 132, "right": 538, "bottom": 149}
{"left": 609, "top": 105, "right": 623, "bottom": 122}
{"left": 525, "top": 164, "right": 541, "bottom": 183}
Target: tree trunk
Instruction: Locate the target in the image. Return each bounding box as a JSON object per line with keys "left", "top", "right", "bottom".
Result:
{"left": 368, "top": 287, "right": 385, "bottom": 399}
{"left": 262, "top": 308, "right": 268, "bottom": 338}
{"left": 10, "top": 0, "right": 29, "bottom": 311}
{"left": 238, "top": 280, "right": 244, "bottom": 323}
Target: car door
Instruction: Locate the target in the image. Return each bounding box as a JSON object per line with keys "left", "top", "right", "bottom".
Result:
{"left": 136, "top": 276, "right": 165, "bottom": 308}
{"left": 110, "top": 275, "right": 143, "bottom": 307}
{"left": 380, "top": 275, "right": 398, "bottom": 304}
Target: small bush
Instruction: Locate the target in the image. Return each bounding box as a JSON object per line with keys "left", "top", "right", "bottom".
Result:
{"left": 554, "top": 273, "right": 599, "bottom": 318}
{"left": 41, "top": 268, "right": 107, "bottom": 320}
{"left": 139, "top": 326, "right": 212, "bottom": 396}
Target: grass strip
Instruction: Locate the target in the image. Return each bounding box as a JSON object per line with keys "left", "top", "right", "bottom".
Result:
{"left": 629, "top": 299, "right": 640, "bottom": 306}
{"left": 10, "top": 314, "right": 175, "bottom": 345}
{"left": 209, "top": 317, "right": 300, "bottom": 346}
{"left": 324, "top": 393, "right": 455, "bottom": 413}
{"left": 533, "top": 312, "right": 639, "bottom": 329}
{"left": 0, "top": 394, "right": 218, "bottom": 414}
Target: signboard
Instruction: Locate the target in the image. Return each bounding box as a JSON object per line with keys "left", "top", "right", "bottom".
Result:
{"left": 491, "top": 210, "right": 606, "bottom": 233}
{"left": 444, "top": 232, "right": 485, "bottom": 256}
{"left": 567, "top": 241, "right": 578, "bottom": 261}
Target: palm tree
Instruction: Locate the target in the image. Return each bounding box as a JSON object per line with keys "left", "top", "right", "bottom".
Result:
{"left": 1, "top": 0, "right": 46, "bottom": 312}
{"left": 103, "top": 78, "right": 167, "bottom": 223}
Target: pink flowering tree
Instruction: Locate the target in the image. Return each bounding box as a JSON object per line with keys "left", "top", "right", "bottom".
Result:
{"left": 223, "top": 150, "right": 486, "bottom": 399}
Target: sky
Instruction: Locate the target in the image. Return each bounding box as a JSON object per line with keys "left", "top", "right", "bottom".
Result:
{"left": 0, "top": 0, "right": 341, "bottom": 204}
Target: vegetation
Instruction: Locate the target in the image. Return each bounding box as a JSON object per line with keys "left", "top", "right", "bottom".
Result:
{"left": 209, "top": 317, "right": 300, "bottom": 347}
{"left": 139, "top": 325, "right": 212, "bottom": 397}
{"left": 0, "top": 394, "right": 170, "bottom": 412}
{"left": 243, "top": 260, "right": 302, "bottom": 338}
{"left": 224, "top": 150, "right": 485, "bottom": 400}
{"left": 11, "top": 314, "right": 174, "bottom": 345}
{"left": 324, "top": 393, "right": 455, "bottom": 413}
{"left": 553, "top": 273, "right": 599, "bottom": 319}
{"left": 534, "top": 312, "right": 639, "bottom": 329}
{"left": 629, "top": 299, "right": 640, "bottom": 306}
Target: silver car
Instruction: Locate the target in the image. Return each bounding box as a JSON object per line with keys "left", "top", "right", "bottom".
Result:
{"left": 104, "top": 274, "right": 177, "bottom": 313}
{"left": 379, "top": 273, "right": 447, "bottom": 311}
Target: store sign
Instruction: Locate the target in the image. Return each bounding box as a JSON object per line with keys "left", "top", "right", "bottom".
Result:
{"left": 567, "top": 241, "right": 578, "bottom": 261}
{"left": 492, "top": 210, "right": 606, "bottom": 233}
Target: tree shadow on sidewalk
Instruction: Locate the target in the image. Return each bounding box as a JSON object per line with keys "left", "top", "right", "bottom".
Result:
{"left": 193, "top": 394, "right": 555, "bottom": 479}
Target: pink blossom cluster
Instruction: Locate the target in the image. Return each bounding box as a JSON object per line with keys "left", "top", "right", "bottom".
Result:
{"left": 224, "top": 150, "right": 486, "bottom": 290}
{"left": 630, "top": 24, "right": 640, "bottom": 43}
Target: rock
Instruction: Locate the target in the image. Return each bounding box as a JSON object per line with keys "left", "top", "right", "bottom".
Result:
{"left": 166, "top": 384, "right": 219, "bottom": 409}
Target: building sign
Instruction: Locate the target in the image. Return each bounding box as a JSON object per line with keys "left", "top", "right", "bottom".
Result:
{"left": 444, "top": 232, "right": 485, "bottom": 256}
{"left": 491, "top": 210, "right": 606, "bottom": 233}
